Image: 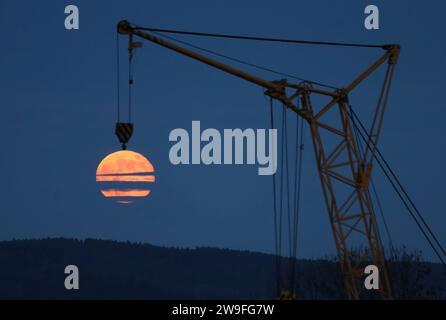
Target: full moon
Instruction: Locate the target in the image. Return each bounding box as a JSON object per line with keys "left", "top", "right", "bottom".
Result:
{"left": 96, "top": 150, "right": 155, "bottom": 204}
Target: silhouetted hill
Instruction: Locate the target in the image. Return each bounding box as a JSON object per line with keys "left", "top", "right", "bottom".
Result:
{"left": 0, "top": 239, "right": 444, "bottom": 299}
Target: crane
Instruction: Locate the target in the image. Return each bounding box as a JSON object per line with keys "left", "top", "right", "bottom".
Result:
{"left": 116, "top": 20, "right": 400, "bottom": 300}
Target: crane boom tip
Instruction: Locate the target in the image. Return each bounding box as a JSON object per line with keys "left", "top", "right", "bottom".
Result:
{"left": 117, "top": 20, "right": 133, "bottom": 35}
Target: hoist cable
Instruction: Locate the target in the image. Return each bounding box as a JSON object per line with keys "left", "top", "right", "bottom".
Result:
{"left": 283, "top": 106, "right": 293, "bottom": 260}
{"left": 270, "top": 98, "right": 281, "bottom": 296}
{"left": 278, "top": 106, "right": 286, "bottom": 266}
{"left": 128, "top": 37, "right": 133, "bottom": 122}
{"left": 135, "top": 25, "right": 386, "bottom": 49}
{"left": 347, "top": 108, "right": 446, "bottom": 267}
{"left": 282, "top": 105, "right": 296, "bottom": 294}
{"left": 370, "top": 178, "right": 396, "bottom": 253}
{"left": 290, "top": 114, "right": 299, "bottom": 294}
{"left": 290, "top": 114, "right": 304, "bottom": 295}
{"left": 350, "top": 107, "right": 446, "bottom": 259}
{"left": 349, "top": 105, "right": 395, "bottom": 253}
{"left": 116, "top": 33, "right": 121, "bottom": 122}
{"left": 149, "top": 30, "right": 339, "bottom": 90}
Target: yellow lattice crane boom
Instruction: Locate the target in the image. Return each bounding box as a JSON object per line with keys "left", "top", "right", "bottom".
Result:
{"left": 117, "top": 20, "right": 400, "bottom": 299}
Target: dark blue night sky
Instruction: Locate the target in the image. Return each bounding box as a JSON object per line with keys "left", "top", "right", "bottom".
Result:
{"left": 0, "top": 0, "right": 444, "bottom": 261}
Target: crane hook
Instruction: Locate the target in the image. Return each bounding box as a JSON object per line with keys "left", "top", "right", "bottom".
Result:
{"left": 115, "top": 122, "right": 134, "bottom": 150}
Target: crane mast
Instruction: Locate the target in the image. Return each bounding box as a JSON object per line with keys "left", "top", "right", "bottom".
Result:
{"left": 117, "top": 20, "right": 400, "bottom": 299}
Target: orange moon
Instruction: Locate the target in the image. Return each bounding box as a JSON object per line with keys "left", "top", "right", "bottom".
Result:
{"left": 96, "top": 150, "right": 155, "bottom": 204}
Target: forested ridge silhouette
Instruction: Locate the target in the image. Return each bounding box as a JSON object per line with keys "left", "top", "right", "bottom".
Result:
{"left": 0, "top": 238, "right": 443, "bottom": 299}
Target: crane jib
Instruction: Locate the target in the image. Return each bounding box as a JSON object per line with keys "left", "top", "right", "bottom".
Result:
{"left": 116, "top": 19, "right": 402, "bottom": 300}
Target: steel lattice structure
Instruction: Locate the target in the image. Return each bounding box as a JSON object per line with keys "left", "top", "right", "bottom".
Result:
{"left": 117, "top": 20, "right": 400, "bottom": 299}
